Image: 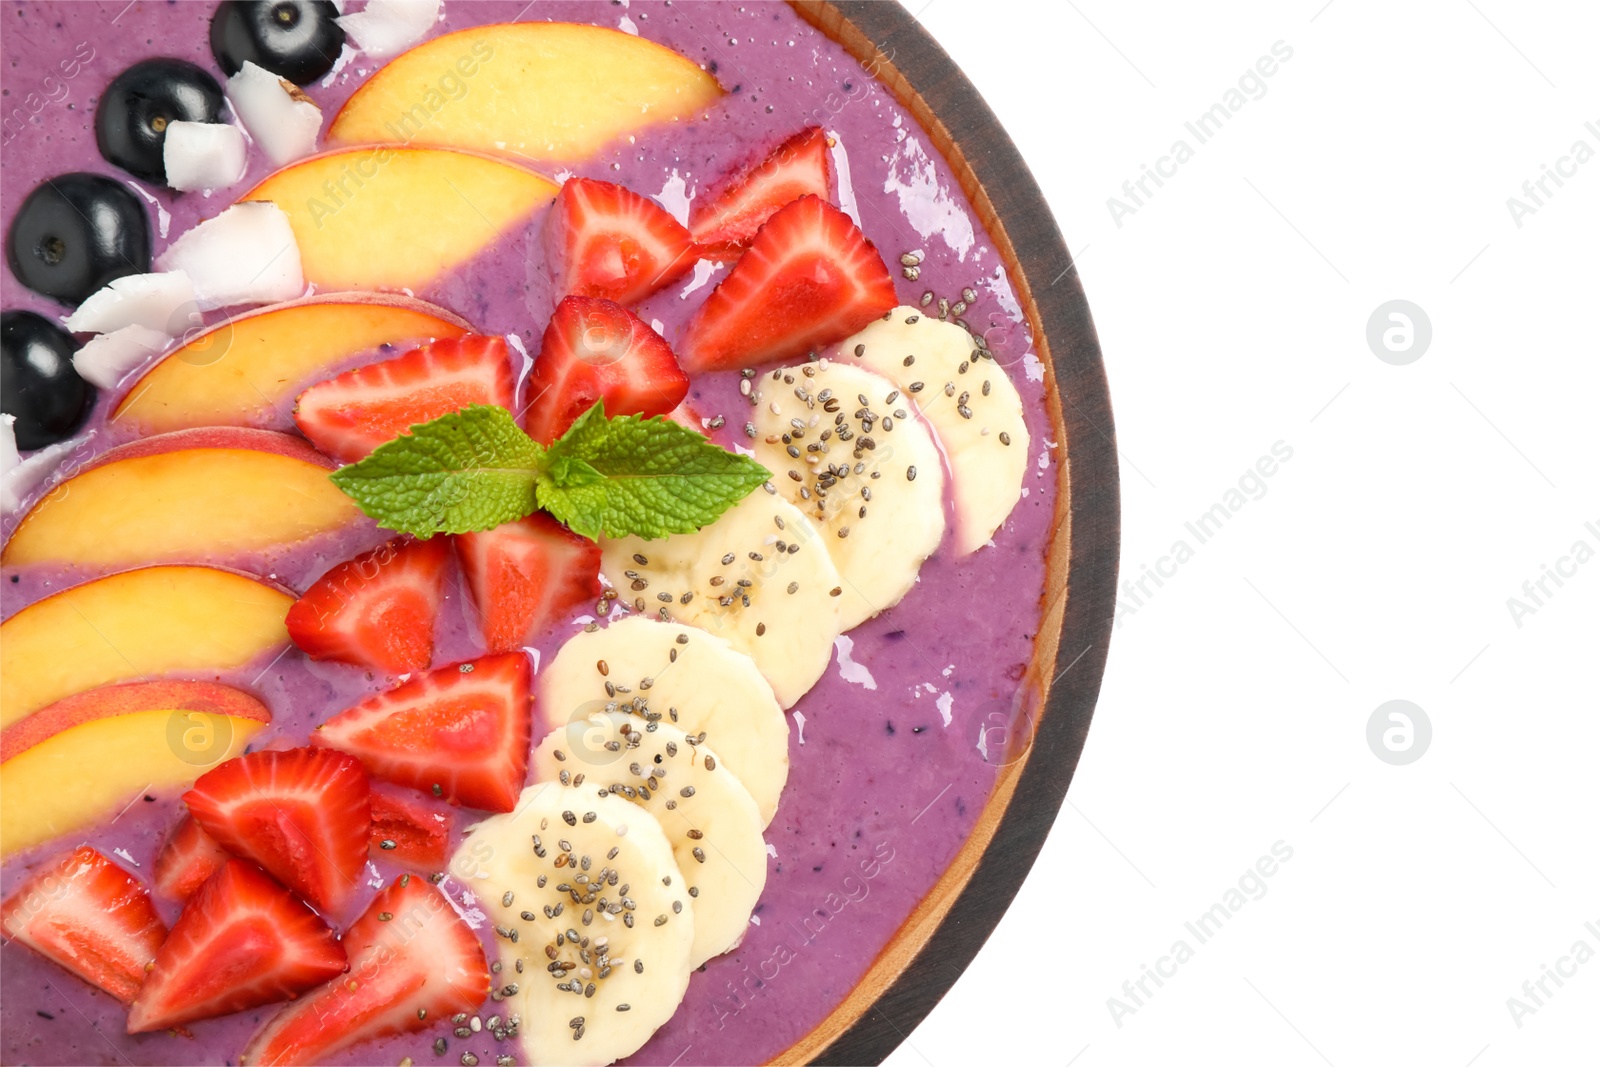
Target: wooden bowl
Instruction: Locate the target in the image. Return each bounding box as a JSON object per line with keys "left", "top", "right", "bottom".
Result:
{"left": 776, "top": 3, "right": 1121, "bottom": 1063}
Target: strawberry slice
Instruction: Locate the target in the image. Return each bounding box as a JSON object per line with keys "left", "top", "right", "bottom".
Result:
{"left": 521, "top": 295, "right": 690, "bottom": 445}
{"left": 545, "top": 176, "right": 696, "bottom": 306}
{"left": 285, "top": 537, "right": 450, "bottom": 674}
{"left": 455, "top": 514, "right": 601, "bottom": 652}
{"left": 313, "top": 653, "right": 531, "bottom": 813}
{"left": 294, "top": 335, "right": 516, "bottom": 464}
{"left": 241, "top": 875, "right": 489, "bottom": 1067}
{"left": 126, "top": 859, "right": 347, "bottom": 1033}
{"left": 691, "top": 126, "right": 831, "bottom": 253}
{"left": 0, "top": 846, "right": 167, "bottom": 1004}
{"left": 152, "top": 816, "right": 233, "bottom": 901}
{"left": 184, "top": 747, "right": 371, "bottom": 915}
{"left": 369, "top": 784, "right": 454, "bottom": 870}
{"left": 679, "top": 195, "right": 898, "bottom": 372}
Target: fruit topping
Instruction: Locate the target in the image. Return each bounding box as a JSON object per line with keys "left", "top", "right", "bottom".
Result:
{"left": 336, "top": 0, "right": 440, "bottom": 59}
{"left": 211, "top": 0, "right": 346, "bottom": 86}
{"left": 72, "top": 324, "right": 171, "bottom": 390}
{"left": 95, "top": 58, "right": 225, "bottom": 184}
{"left": 544, "top": 177, "right": 696, "bottom": 306}
{"left": 294, "top": 333, "right": 515, "bottom": 463}
{"left": 522, "top": 296, "right": 689, "bottom": 445}
{"left": 184, "top": 746, "right": 371, "bottom": 915}
{"left": 65, "top": 270, "right": 198, "bottom": 335}
{"left": 458, "top": 784, "right": 694, "bottom": 1065}
{"left": 0, "top": 428, "right": 359, "bottom": 570}
{"left": 536, "top": 617, "right": 789, "bottom": 826}
{"left": 241, "top": 875, "right": 489, "bottom": 1066}
{"left": 313, "top": 652, "right": 531, "bottom": 813}
{"left": 749, "top": 359, "right": 946, "bottom": 628}
{"left": 533, "top": 713, "right": 767, "bottom": 968}
{"left": 1, "top": 310, "right": 95, "bottom": 449}
{"left": 679, "top": 195, "right": 897, "bottom": 372}
{"left": 156, "top": 201, "right": 305, "bottom": 310}
{"left": 838, "top": 308, "right": 1032, "bottom": 554}
{"left": 164, "top": 120, "right": 250, "bottom": 192}
{"left": 368, "top": 783, "right": 454, "bottom": 869}
{"left": 285, "top": 536, "right": 450, "bottom": 674}
{"left": 7, "top": 173, "right": 151, "bottom": 307}
{"left": 455, "top": 513, "right": 602, "bottom": 653}
{"left": 126, "top": 859, "right": 348, "bottom": 1033}
{"left": 599, "top": 492, "right": 844, "bottom": 708}
{"left": 691, "top": 126, "right": 831, "bottom": 254}
{"left": 0, "top": 846, "right": 167, "bottom": 1004}
{"left": 153, "top": 815, "right": 235, "bottom": 902}
{"left": 226, "top": 60, "right": 323, "bottom": 166}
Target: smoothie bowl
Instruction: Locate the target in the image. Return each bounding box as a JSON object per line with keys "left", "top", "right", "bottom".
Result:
{"left": 0, "top": 2, "right": 1117, "bottom": 1064}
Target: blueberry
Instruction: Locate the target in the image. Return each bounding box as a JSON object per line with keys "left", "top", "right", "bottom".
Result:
{"left": 2, "top": 311, "right": 96, "bottom": 450}
{"left": 210, "top": 1, "right": 345, "bottom": 86}
{"left": 96, "top": 59, "right": 225, "bottom": 184}
{"left": 6, "top": 174, "right": 151, "bottom": 307}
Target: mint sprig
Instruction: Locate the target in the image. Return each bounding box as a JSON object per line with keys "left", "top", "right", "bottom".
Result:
{"left": 328, "top": 403, "right": 771, "bottom": 541}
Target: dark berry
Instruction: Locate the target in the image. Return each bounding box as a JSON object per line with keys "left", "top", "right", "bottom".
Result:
{"left": 96, "top": 59, "right": 225, "bottom": 184}
{"left": 2, "top": 311, "right": 96, "bottom": 450}
{"left": 6, "top": 174, "right": 151, "bottom": 307}
{"left": 210, "top": 1, "right": 345, "bottom": 86}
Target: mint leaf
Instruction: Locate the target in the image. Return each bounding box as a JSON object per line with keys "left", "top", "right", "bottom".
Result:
{"left": 536, "top": 403, "right": 772, "bottom": 540}
{"left": 329, "top": 405, "right": 543, "bottom": 537}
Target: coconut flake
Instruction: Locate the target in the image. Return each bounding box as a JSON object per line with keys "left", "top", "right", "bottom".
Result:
{"left": 2, "top": 429, "right": 94, "bottom": 515}
{"left": 65, "top": 271, "right": 198, "bottom": 335}
{"left": 73, "top": 325, "right": 171, "bottom": 389}
{"left": 338, "top": 0, "right": 441, "bottom": 58}
{"left": 164, "top": 121, "right": 248, "bottom": 192}
{"left": 227, "top": 61, "right": 322, "bottom": 166}
{"left": 156, "top": 202, "right": 305, "bottom": 310}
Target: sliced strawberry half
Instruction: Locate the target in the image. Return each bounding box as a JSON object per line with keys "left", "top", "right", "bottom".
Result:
{"left": 679, "top": 194, "right": 898, "bottom": 373}
{"left": 545, "top": 177, "right": 696, "bottom": 306}
{"left": 126, "top": 859, "right": 347, "bottom": 1033}
{"left": 691, "top": 126, "right": 831, "bottom": 254}
{"left": 241, "top": 875, "right": 489, "bottom": 1067}
{"left": 313, "top": 653, "right": 531, "bottom": 813}
{"left": 0, "top": 846, "right": 167, "bottom": 1004}
{"left": 369, "top": 784, "right": 454, "bottom": 870}
{"left": 455, "top": 513, "right": 601, "bottom": 652}
{"left": 521, "top": 295, "right": 690, "bottom": 445}
{"left": 285, "top": 537, "right": 450, "bottom": 674}
{"left": 152, "top": 816, "right": 233, "bottom": 902}
{"left": 184, "top": 747, "right": 371, "bottom": 915}
{"left": 294, "top": 335, "right": 516, "bottom": 464}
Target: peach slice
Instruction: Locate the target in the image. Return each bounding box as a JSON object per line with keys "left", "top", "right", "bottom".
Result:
{"left": 326, "top": 23, "right": 724, "bottom": 162}
{"left": 2, "top": 428, "right": 360, "bottom": 570}
{"left": 1, "top": 681, "right": 270, "bottom": 857}
{"left": 113, "top": 294, "right": 472, "bottom": 435}
{"left": 240, "top": 147, "right": 557, "bottom": 291}
{"left": 0, "top": 566, "right": 292, "bottom": 728}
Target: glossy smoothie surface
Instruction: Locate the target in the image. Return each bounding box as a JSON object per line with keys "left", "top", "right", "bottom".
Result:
{"left": 0, "top": 2, "right": 1060, "bottom": 1064}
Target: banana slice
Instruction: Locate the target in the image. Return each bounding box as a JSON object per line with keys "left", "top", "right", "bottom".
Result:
{"left": 537, "top": 616, "right": 789, "bottom": 827}
{"left": 452, "top": 783, "right": 692, "bottom": 1067}
{"left": 599, "top": 492, "right": 843, "bottom": 708}
{"left": 533, "top": 712, "right": 767, "bottom": 969}
{"left": 749, "top": 360, "right": 946, "bottom": 628}
{"left": 836, "top": 307, "right": 1031, "bottom": 554}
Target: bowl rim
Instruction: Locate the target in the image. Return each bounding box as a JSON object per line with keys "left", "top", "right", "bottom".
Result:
{"left": 776, "top": 3, "right": 1122, "bottom": 1063}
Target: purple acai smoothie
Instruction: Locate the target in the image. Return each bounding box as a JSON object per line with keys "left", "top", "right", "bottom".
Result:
{"left": 1, "top": 3, "right": 1060, "bottom": 1064}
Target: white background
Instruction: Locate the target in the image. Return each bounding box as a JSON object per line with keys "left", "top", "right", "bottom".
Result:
{"left": 888, "top": 2, "right": 1599, "bottom": 1066}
